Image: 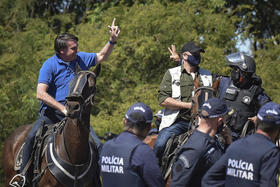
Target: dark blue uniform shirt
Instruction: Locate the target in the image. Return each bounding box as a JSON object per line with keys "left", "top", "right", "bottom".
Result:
{"left": 170, "top": 129, "right": 224, "bottom": 187}
{"left": 218, "top": 76, "right": 271, "bottom": 135}
{"left": 202, "top": 133, "right": 280, "bottom": 187}
{"left": 219, "top": 76, "right": 270, "bottom": 107}
{"left": 100, "top": 131, "right": 165, "bottom": 187}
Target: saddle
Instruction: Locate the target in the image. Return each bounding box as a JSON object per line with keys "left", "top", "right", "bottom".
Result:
{"left": 15, "top": 119, "right": 99, "bottom": 186}
{"left": 160, "top": 129, "right": 193, "bottom": 180}
{"left": 14, "top": 119, "right": 67, "bottom": 184}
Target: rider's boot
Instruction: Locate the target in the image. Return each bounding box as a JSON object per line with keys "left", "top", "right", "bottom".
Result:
{"left": 11, "top": 135, "right": 35, "bottom": 187}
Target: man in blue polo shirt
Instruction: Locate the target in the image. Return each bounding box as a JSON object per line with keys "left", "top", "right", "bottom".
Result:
{"left": 202, "top": 101, "right": 280, "bottom": 187}
{"left": 100, "top": 102, "right": 165, "bottom": 187}
{"left": 18, "top": 18, "right": 120, "bottom": 183}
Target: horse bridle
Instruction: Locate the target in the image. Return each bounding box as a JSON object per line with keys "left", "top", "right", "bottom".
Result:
{"left": 62, "top": 71, "right": 97, "bottom": 167}
{"left": 65, "top": 71, "right": 97, "bottom": 119}
{"left": 191, "top": 86, "right": 217, "bottom": 126}
{"left": 194, "top": 86, "right": 216, "bottom": 96}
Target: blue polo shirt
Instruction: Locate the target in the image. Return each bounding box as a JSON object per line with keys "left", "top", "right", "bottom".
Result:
{"left": 38, "top": 52, "right": 97, "bottom": 112}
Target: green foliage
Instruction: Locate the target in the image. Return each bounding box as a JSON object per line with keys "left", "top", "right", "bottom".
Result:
{"left": 225, "top": 0, "right": 280, "bottom": 51}
{"left": 0, "top": 18, "right": 53, "bottom": 139}
{"left": 73, "top": 0, "right": 237, "bottom": 137}
{"left": 254, "top": 34, "right": 280, "bottom": 101}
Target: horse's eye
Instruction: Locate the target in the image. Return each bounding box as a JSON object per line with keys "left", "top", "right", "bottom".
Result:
{"left": 73, "top": 104, "right": 80, "bottom": 111}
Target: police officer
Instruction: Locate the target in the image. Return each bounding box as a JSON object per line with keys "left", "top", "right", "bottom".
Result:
{"left": 154, "top": 41, "right": 213, "bottom": 163}
{"left": 202, "top": 101, "right": 280, "bottom": 187}
{"left": 100, "top": 102, "right": 165, "bottom": 187}
{"left": 219, "top": 52, "right": 271, "bottom": 139}
{"left": 170, "top": 98, "right": 231, "bottom": 187}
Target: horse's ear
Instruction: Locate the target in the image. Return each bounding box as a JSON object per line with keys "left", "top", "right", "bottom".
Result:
{"left": 93, "top": 63, "right": 101, "bottom": 77}
{"left": 212, "top": 76, "right": 221, "bottom": 92}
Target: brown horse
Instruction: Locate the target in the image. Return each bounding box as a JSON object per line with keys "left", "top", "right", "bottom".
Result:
{"left": 143, "top": 76, "right": 220, "bottom": 186}
{"left": 190, "top": 75, "right": 220, "bottom": 128}
{"left": 144, "top": 76, "right": 220, "bottom": 148}
{"left": 2, "top": 67, "right": 101, "bottom": 187}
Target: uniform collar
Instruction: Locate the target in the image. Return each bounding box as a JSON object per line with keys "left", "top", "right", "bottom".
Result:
{"left": 115, "top": 131, "right": 144, "bottom": 143}
{"left": 55, "top": 54, "right": 77, "bottom": 65}
{"left": 55, "top": 54, "right": 66, "bottom": 64}
{"left": 255, "top": 132, "right": 275, "bottom": 144}
{"left": 194, "top": 129, "right": 213, "bottom": 141}
{"left": 122, "top": 131, "right": 139, "bottom": 139}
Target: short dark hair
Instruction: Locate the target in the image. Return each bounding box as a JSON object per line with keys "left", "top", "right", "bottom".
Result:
{"left": 257, "top": 119, "right": 280, "bottom": 133}
{"left": 125, "top": 112, "right": 150, "bottom": 131}
{"left": 54, "top": 33, "right": 78, "bottom": 54}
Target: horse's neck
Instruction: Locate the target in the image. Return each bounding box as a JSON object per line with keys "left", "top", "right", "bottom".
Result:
{"left": 56, "top": 116, "right": 90, "bottom": 164}
{"left": 193, "top": 73, "right": 200, "bottom": 89}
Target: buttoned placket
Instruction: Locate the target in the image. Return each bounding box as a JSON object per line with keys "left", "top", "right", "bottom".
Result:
{"left": 66, "top": 61, "right": 77, "bottom": 76}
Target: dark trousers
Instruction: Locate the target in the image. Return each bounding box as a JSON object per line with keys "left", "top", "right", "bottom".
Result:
{"left": 153, "top": 120, "right": 190, "bottom": 162}
{"left": 20, "top": 109, "right": 102, "bottom": 173}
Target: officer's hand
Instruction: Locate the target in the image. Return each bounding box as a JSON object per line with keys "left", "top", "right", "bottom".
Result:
{"left": 221, "top": 125, "right": 232, "bottom": 145}
{"left": 248, "top": 116, "right": 257, "bottom": 127}
{"left": 168, "top": 44, "right": 180, "bottom": 63}
{"left": 108, "top": 18, "right": 120, "bottom": 43}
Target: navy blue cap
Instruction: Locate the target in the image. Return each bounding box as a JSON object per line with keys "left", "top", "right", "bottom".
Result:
{"left": 257, "top": 102, "right": 280, "bottom": 125}
{"left": 125, "top": 102, "right": 153, "bottom": 124}
{"left": 199, "top": 98, "right": 228, "bottom": 118}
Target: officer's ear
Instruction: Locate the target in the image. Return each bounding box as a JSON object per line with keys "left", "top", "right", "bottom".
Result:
{"left": 217, "top": 117, "right": 224, "bottom": 126}
{"left": 123, "top": 118, "right": 127, "bottom": 127}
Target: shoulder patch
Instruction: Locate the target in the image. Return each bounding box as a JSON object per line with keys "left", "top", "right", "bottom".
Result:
{"left": 179, "top": 154, "right": 191, "bottom": 169}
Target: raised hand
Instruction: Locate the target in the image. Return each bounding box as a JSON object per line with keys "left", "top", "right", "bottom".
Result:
{"left": 168, "top": 44, "right": 180, "bottom": 63}
{"left": 108, "top": 18, "right": 120, "bottom": 42}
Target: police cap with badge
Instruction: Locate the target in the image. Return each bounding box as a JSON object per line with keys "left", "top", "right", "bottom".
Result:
{"left": 125, "top": 102, "right": 153, "bottom": 126}
{"left": 257, "top": 101, "right": 280, "bottom": 126}
{"left": 199, "top": 98, "right": 228, "bottom": 118}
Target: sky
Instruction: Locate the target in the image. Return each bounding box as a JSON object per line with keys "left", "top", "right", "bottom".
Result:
{"left": 236, "top": 37, "right": 252, "bottom": 55}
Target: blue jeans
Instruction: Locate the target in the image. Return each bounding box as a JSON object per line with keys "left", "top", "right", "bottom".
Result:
{"left": 20, "top": 109, "right": 102, "bottom": 173}
{"left": 153, "top": 120, "right": 190, "bottom": 162}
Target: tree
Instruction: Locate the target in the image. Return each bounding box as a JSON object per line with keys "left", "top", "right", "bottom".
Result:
{"left": 1, "top": 0, "right": 279, "bottom": 184}
{"left": 225, "top": 0, "right": 280, "bottom": 51}
{"left": 81, "top": 0, "right": 237, "bottom": 135}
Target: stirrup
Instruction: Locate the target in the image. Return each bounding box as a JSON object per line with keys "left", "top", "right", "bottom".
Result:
{"left": 9, "top": 174, "right": 26, "bottom": 187}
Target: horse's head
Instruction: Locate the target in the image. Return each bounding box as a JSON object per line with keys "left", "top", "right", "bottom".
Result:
{"left": 192, "top": 87, "right": 217, "bottom": 114}
{"left": 191, "top": 76, "right": 221, "bottom": 124}
{"left": 65, "top": 65, "right": 100, "bottom": 120}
